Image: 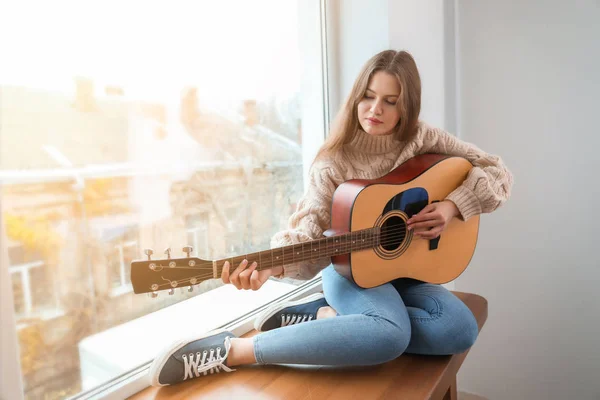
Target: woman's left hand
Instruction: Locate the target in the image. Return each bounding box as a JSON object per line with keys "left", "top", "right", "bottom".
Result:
{"left": 406, "top": 200, "right": 461, "bottom": 239}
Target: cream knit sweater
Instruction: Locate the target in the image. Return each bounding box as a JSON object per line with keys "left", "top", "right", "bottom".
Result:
{"left": 271, "top": 121, "right": 513, "bottom": 280}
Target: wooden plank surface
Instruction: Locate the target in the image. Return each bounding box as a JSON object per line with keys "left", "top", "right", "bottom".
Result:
{"left": 130, "top": 291, "right": 487, "bottom": 400}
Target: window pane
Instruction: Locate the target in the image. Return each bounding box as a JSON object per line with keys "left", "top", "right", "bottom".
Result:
{"left": 1, "top": 1, "right": 325, "bottom": 398}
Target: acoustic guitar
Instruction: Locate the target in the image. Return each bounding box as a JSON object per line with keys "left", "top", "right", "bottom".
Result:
{"left": 130, "top": 154, "right": 479, "bottom": 296}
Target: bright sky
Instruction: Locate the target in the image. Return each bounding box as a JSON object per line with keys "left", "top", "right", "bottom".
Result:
{"left": 0, "top": 0, "right": 302, "bottom": 103}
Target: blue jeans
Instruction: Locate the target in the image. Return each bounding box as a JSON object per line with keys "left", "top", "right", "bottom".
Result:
{"left": 253, "top": 265, "right": 479, "bottom": 366}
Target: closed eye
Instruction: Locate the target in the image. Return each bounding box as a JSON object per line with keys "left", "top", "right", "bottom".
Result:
{"left": 363, "top": 93, "right": 397, "bottom": 105}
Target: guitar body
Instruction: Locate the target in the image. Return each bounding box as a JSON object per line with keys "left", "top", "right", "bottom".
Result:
{"left": 329, "top": 154, "right": 479, "bottom": 288}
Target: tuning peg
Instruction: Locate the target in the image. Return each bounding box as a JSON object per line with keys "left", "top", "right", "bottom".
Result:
{"left": 164, "top": 247, "right": 172, "bottom": 259}
{"left": 144, "top": 248, "right": 154, "bottom": 260}
{"left": 168, "top": 288, "right": 175, "bottom": 295}
{"left": 149, "top": 291, "right": 158, "bottom": 298}
{"left": 182, "top": 246, "right": 193, "bottom": 257}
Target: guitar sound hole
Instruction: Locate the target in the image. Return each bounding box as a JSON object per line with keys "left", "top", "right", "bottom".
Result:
{"left": 380, "top": 216, "right": 406, "bottom": 251}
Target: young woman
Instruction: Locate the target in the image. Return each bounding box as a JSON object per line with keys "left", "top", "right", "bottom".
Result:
{"left": 148, "top": 50, "right": 513, "bottom": 386}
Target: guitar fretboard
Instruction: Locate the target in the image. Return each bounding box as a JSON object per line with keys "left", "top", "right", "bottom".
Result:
{"left": 214, "top": 227, "right": 381, "bottom": 275}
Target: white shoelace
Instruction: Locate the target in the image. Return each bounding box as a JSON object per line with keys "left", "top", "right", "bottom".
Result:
{"left": 281, "top": 313, "right": 313, "bottom": 327}
{"left": 182, "top": 336, "right": 235, "bottom": 381}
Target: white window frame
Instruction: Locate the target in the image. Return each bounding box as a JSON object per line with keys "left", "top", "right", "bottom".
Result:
{"left": 109, "top": 239, "right": 138, "bottom": 297}
{"left": 7, "top": 243, "right": 64, "bottom": 328}
{"left": 1, "top": 1, "right": 330, "bottom": 398}
{"left": 9, "top": 260, "right": 45, "bottom": 317}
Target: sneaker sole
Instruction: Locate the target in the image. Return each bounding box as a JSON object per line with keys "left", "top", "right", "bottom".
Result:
{"left": 148, "top": 328, "right": 228, "bottom": 387}
{"left": 253, "top": 292, "right": 325, "bottom": 332}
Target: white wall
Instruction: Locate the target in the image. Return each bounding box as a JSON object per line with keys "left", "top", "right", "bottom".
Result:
{"left": 454, "top": 1, "right": 600, "bottom": 399}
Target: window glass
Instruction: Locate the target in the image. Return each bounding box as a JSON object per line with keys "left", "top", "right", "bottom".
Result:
{"left": 0, "top": 1, "right": 325, "bottom": 398}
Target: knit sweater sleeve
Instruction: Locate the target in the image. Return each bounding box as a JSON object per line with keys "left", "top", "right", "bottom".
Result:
{"left": 269, "top": 160, "right": 340, "bottom": 280}
{"left": 415, "top": 123, "right": 514, "bottom": 221}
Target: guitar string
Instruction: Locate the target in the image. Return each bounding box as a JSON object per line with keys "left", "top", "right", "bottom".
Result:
{"left": 141, "top": 225, "right": 408, "bottom": 273}
{"left": 142, "top": 226, "right": 436, "bottom": 290}
{"left": 162, "top": 229, "right": 408, "bottom": 273}
{"left": 144, "top": 226, "right": 427, "bottom": 290}
{"left": 143, "top": 225, "right": 406, "bottom": 269}
{"left": 146, "top": 243, "right": 371, "bottom": 290}
{"left": 143, "top": 227, "right": 422, "bottom": 290}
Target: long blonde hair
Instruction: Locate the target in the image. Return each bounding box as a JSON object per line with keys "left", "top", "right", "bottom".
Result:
{"left": 316, "top": 50, "right": 421, "bottom": 160}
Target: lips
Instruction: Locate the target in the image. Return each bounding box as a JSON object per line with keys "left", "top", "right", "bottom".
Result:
{"left": 367, "top": 118, "right": 383, "bottom": 125}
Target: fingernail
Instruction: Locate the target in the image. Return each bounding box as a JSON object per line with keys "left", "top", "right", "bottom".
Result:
{"left": 251, "top": 261, "right": 257, "bottom": 267}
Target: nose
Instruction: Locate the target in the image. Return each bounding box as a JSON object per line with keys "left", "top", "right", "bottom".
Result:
{"left": 370, "top": 99, "right": 383, "bottom": 116}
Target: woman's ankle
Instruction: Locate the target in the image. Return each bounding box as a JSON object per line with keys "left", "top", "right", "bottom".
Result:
{"left": 226, "top": 337, "right": 256, "bottom": 367}
{"left": 316, "top": 306, "right": 337, "bottom": 320}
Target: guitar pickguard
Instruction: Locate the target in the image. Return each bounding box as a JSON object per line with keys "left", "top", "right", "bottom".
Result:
{"left": 383, "top": 187, "right": 429, "bottom": 217}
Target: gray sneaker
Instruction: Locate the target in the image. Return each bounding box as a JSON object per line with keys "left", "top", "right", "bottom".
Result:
{"left": 254, "top": 293, "right": 328, "bottom": 332}
{"left": 148, "top": 329, "right": 236, "bottom": 387}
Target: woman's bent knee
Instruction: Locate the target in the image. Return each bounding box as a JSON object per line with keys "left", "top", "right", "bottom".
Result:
{"left": 446, "top": 311, "right": 479, "bottom": 354}
{"left": 455, "top": 316, "right": 479, "bottom": 353}
{"left": 367, "top": 318, "right": 411, "bottom": 364}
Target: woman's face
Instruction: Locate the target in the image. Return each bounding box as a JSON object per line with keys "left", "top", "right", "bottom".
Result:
{"left": 357, "top": 71, "right": 401, "bottom": 136}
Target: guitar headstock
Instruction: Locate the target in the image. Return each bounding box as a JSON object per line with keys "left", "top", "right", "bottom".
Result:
{"left": 130, "top": 246, "right": 214, "bottom": 296}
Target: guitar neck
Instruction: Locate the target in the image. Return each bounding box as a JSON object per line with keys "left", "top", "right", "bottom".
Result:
{"left": 214, "top": 227, "right": 380, "bottom": 276}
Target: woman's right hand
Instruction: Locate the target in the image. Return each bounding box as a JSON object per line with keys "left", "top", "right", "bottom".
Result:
{"left": 221, "top": 259, "right": 283, "bottom": 291}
